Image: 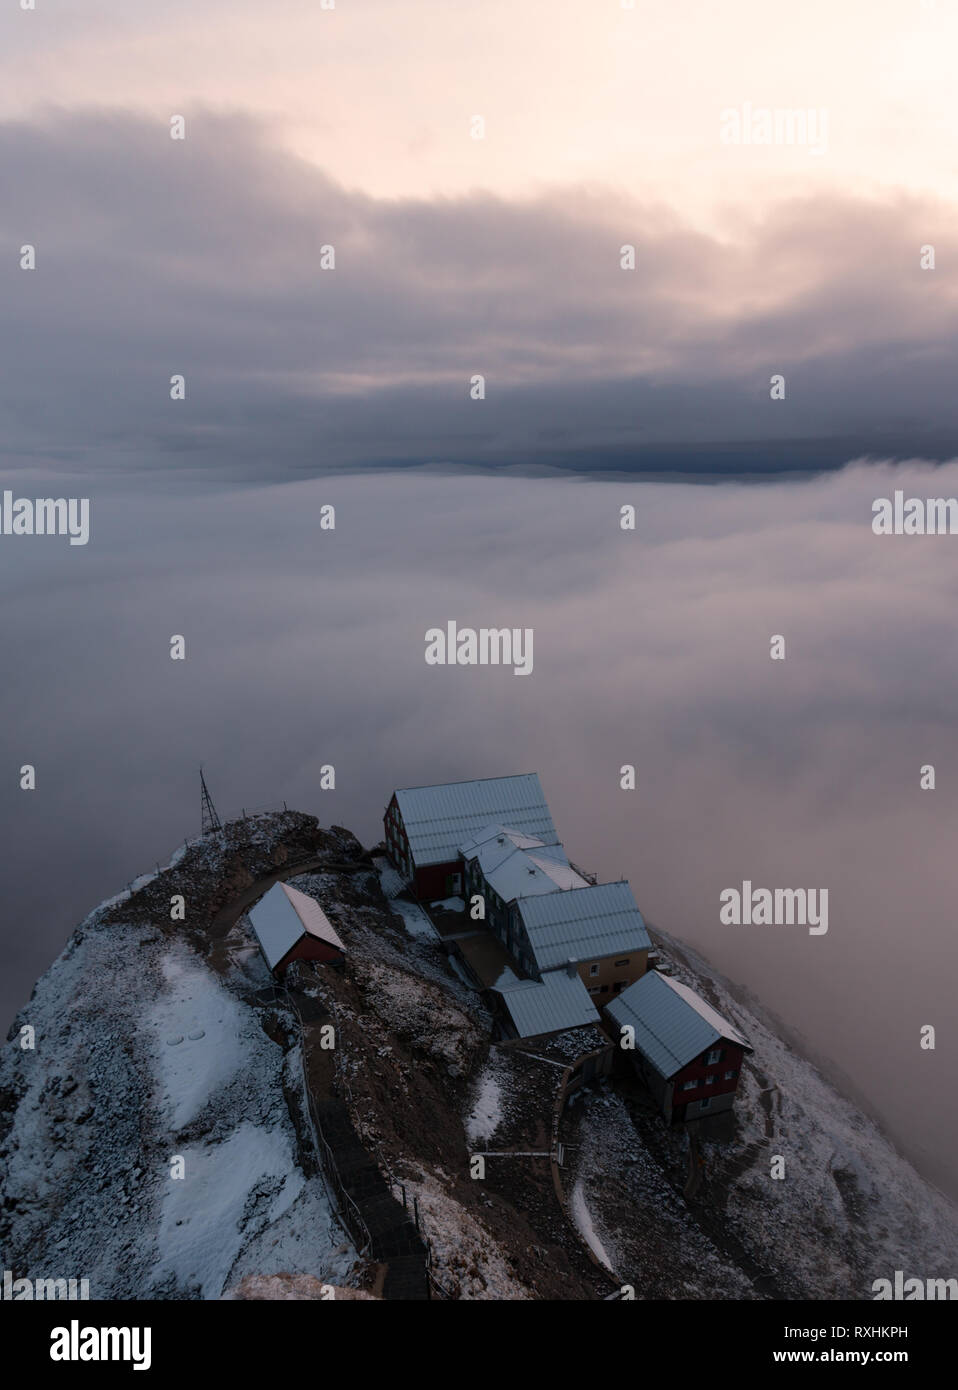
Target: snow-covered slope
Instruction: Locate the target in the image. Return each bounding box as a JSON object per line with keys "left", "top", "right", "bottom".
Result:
{"left": 564, "top": 929, "right": 958, "bottom": 1298}
{"left": 4, "top": 813, "right": 957, "bottom": 1302}
{"left": 0, "top": 814, "right": 358, "bottom": 1299}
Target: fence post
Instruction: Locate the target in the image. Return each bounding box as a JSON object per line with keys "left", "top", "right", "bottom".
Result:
{"left": 413, "top": 1196, "right": 420, "bottom": 1231}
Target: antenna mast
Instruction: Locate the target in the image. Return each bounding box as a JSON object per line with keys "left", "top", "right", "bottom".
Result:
{"left": 200, "top": 767, "right": 222, "bottom": 835}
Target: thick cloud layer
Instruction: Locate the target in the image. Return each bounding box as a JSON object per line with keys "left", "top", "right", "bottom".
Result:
{"left": 1, "top": 460, "right": 956, "bottom": 1199}
{"left": 3, "top": 111, "right": 958, "bottom": 478}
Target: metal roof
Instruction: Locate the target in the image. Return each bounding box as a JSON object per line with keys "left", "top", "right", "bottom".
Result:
{"left": 247, "top": 881, "right": 345, "bottom": 971}
{"left": 481, "top": 844, "right": 588, "bottom": 904}
{"left": 283, "top": 882, "right": 346, "bottom": 952}
{"left": 517, "top": 880, "right": 651, "bottom": 973}
{"left": 393, "top": 774, "right": 559, "bottom": 868}
{"left": 494, "top": 970, "right": 598, "bottom": 1038}
{"left": 604, "top": 970, "right": 752, "bottom": 1079}
{"left": 460, "top": 826, "right": 551, "bottom": 882}
{"left": 459, "top": 823, "right": 545, "bottom": 858}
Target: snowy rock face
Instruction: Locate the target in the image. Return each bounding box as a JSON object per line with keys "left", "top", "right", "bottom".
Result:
{"left": 224, "top": 1273, "right": 376, "bottom": 1300}
{"left": 561, "top": 932, "right": 958, "bottom": 1299}
{"left": 4, "top": 808, "right": 958, "bottom": 1303}
{"left": 0, "top": 813, "right": 358, "bottom": 1299}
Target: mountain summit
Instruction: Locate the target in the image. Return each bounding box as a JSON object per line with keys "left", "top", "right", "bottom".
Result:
{"left": 2, "top": 810, "right": 956, "bottom": 1300}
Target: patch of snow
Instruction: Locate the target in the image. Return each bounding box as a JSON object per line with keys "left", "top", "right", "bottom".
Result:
{"left": 151, "top": 1122, "right": 305, "bottom": 1299}
{"left": 0, "top": 894, "right": 357, "bottom": 1299}
{"left": 225, "top": 1180, "right": 356, "bottom": 1291}
{"left": 372, "top": 857, "right": 407, "bottom": 900}
{"left": 148, "top": 952, "right": 249, "bottom": 1131}
{"left": 431, "top": 896, "right": 464, "bottom": 913}
{"left": 95, "top": 888, "right": 133, "bottom": 911}
{"left": 490, "top": 961, "right": 522, "bottom": 990}
{"left": 571, "top": 1179, "right": 615, "bottom": 1273}
{"left": 387, "top": 897, "right": 440, "bottom": 942}
{"left": 404, "top": 1167, "right": 529, "bottom": 1300}
{"left": 448, "top": 955, "right": 477, "bottom": 990}
{"left": 465, "top": 1062, "right": 503, "bottom": 1145}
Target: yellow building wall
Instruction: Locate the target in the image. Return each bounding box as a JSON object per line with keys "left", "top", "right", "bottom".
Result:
{"left": 577, "top": 948, "right": 647, "bottom": 1000}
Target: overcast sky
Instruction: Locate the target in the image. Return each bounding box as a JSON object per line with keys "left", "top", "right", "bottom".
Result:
{"left": 2, "top": 0, "right": 956, "bottom": 213}
{"left": 2, "top": 2, "right": 958, "bottom": 477}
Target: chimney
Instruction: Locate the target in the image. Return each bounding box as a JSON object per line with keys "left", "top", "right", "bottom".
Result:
{"left": 566, "top": 957, "right": 578, "bottom": 979}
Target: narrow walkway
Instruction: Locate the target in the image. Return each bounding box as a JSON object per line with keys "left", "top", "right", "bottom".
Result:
{"left": 371, "top": 856, "right": 407, "bottom": 899}
{"left": 258, "top": 981, "right": 430, "bottom": 1300}
{"left": 211, "top": 853, "right": 372, "bottom": 935}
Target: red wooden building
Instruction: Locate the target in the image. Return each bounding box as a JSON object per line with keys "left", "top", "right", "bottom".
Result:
{"left": 384, "top": 773, "right": 559, "bottom": 900}
{"left": 246, "top": 881, "right": 346, "bottom": 977}
{"left": 605, "top": 970, "right": 752, "bottom": 1122}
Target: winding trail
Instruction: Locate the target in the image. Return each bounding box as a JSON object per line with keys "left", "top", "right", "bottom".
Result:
{"left": 211, "top": 853, "right": 374, "bottom": 935}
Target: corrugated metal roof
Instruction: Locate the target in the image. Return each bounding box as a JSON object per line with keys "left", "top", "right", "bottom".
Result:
{"left": 461, "top": 826, "right": 548, "bottom": 882}
{"left": 482, "top": 845, "right": 588, "bottom": 904}
{"left": 394, "top": 774, "right": 558, "bottom": 868}
{"left": 495, "top": 970, "right": 598, "bottom": 1038}
{"left": 247, "top": 883, "right": 302, "bottom": 969}
{"left": 604, "top": 970, "right": 751, "bottom": 1079}
{"left": 282, "top": 882, "right": 345, "bottom": 953}
{"left": 517, "top": 880, "right": 651, "bottom": 972}
{"left": 247, "top": 881, "right": 344, "bottom": 970}
{"left": 459, "top": 823, "right": 545, "bottom": 857}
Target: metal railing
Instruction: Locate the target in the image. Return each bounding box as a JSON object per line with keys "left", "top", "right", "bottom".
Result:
{"left": 328, "top": 998, "right": 454, "bottom": 1298}
{"left": 275, "top": 980, "right": 451, "bottom": 1298}
{"left": 258, "top": 980, "right": 374, "bottom": 1259}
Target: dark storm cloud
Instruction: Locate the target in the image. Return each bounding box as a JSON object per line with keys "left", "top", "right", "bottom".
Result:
{"left": 2, "top": 109, "right": 958, "bottom": 479}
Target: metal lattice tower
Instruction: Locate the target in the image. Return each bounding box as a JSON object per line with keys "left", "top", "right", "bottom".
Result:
{"left": 200, "top": 767, "right": 222, "bottom": 835}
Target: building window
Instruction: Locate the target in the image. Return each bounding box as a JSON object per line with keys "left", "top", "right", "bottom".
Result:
{"left": 706, "top": 1048, "right": 723, "bottom": 1065}
{"left": 589, "top": 963, "right": 599, "bottom": 977}
{"left": 699, "top": 1096, "right": 711, "bottom": 1110}
{"left": 599, "top": 985, "right": 609, "bottom": 994}
{"left": 704, "top": 1074, "right": 716, "bottom": 1086}
{"left": 614, "top": 959, "right": 630, "bottom": 967}
{"left": 723, "top": 1069, "right": 738, "bottom": 1081}
{"left": 682, "top": 1080, "right": 698, "bottom": 1091}
{"left": 588, "top": 987, "right": 601, "bottom": 996}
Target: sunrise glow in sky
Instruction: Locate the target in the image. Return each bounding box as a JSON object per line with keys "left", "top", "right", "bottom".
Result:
{"left": 3, "top": 0, "right": 958, "bottom": 223}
